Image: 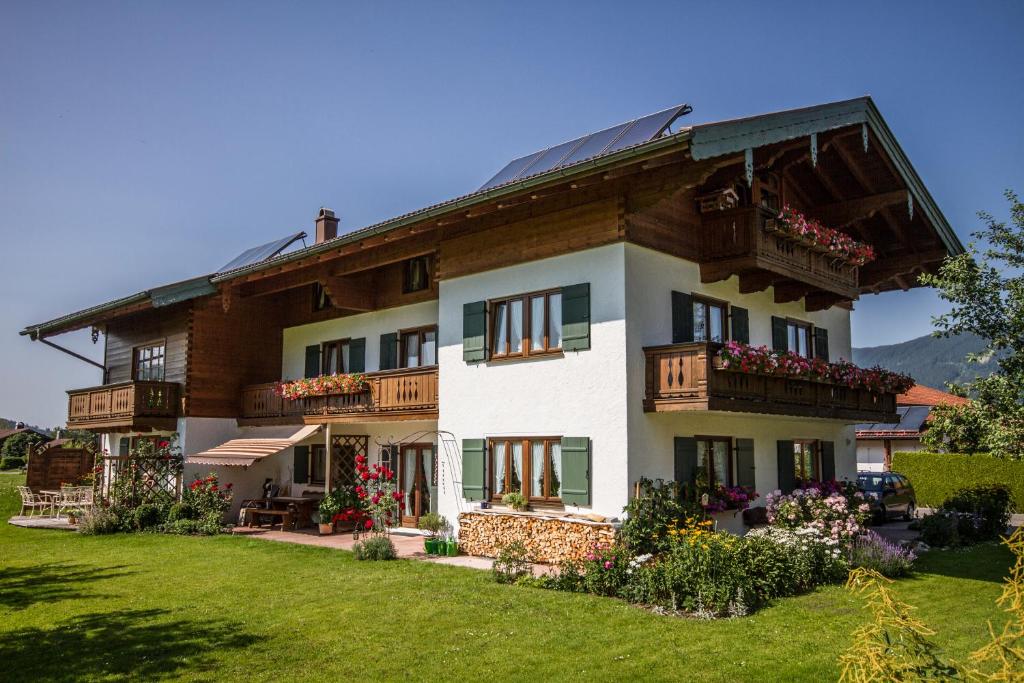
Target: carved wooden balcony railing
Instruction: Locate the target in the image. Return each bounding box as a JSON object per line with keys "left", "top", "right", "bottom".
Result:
{"left": 699, "top": 206, "right": 860, "bottom": 300}
{"left": 67, "top": 381, "right": 180, "bottom": 431}
{"left": 239, "top": 366, "right": 439, "bottom": 424}
{"left": 643, "top": 342, "right": 898, "bottom": 422}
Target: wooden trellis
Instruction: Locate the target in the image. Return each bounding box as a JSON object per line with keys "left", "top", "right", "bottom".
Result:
{"left": 97, "top": 454, "right": 183, "bottom": 508}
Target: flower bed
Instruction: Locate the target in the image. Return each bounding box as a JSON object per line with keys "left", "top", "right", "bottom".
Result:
{"left": 716, "top": 341, "right": 914, "bottom": 394}
{"left": 275, "top": 373, "right": 369, "bottom": 401}
{"left": 769, "top": 205, "right": 877, "bottom": 266}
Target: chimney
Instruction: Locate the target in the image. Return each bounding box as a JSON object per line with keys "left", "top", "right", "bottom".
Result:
{"left": 315, "top": 207, "right": 339, "bottom": 244}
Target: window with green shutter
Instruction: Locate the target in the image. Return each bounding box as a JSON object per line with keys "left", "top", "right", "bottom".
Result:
{"left": 736, "top": 438, "right": 755, "bottom": 490}
{"left": 771, "top": 316, "right": 788, "bottom": 352}
{"left": 813, "top": 327, "right": 830, "bottom": 361}
{"left": 560, "top": 437, "right": 590, "bottom": 506}
{"left": 304, "top": 345, "right": 321, "bottom": 378}
{"left": 730, "top": 307, "right": 749, "bottom": 345}
{"left": 348, "top": 338, "right": 366, "bottom": 373}
{"left": 671, "top": 291, "right": 694, "bottom": 343}
{"left": 463, "top": 301, "right": 487, "bottom": 363}
{"left": 293, "top": 445, "right": 310, "bottom": 485}
{"left": 560, "top": 283, "right": 590, "bottom": 352}
{"left": 673, "top": 436, "right": 697, "bottom": 486}
{"left": 379, "top": 332, "right": 398, "bottom": 371}
{"left": 776, "top": 440, "right": 796, "bottom": 494}
{"left": 461, "top": 439, "right": 486, "bottom": 500}
{"left": 820, "top": 441, "right": 836, "bottom": 481}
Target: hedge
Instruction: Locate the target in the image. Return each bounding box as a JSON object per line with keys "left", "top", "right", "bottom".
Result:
{"left": 892, "top": 451, "right": 1024, "bottom": 511}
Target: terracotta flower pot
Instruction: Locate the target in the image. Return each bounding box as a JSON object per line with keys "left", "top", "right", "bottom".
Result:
{"left": 318, "top": 523, "right": 334, "bottom": 535}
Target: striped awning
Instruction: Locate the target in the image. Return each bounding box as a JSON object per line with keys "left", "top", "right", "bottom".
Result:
{"left": 186, "top": 425, "right": 321, "bottom": 467}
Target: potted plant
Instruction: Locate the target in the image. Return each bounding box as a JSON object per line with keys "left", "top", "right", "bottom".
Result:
{"left": 501, "top": 492, "right": 528, "bottom": 512}
{"left": 330, "top": 486, "right": 363, "bottom": 532}
{"left": 417, "top": 512, "right": 447, "bottom": 554}
{"left": 66, "top": 509, "right": 81, "bottom": 525}
{"left": 318, "top": 492, "right": 341, "bottom": 535}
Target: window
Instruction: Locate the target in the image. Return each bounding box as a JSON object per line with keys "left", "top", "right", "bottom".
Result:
{"left": 490, "top": 437, "right": 562, "bottom": 503}
{"left": 403, "top": 256, "right": 430, "bottom": 293}
{"left": 787, "top": 320, "right": 812, "bottom": 358}
{"left": 491, "top": 289, "right": 562, "bottom": 358}
{"left": 793, "top": 440, "right": 819, "bottom": 482}
{"left": 697, "top": 437, "right": 732, "bottom": 487}
{"left": 693, "top": 297, "right": 728, "bottom": 343}
{"left": 321, "top": 339, "right": 350, "bottom": 375}
{"left": 310, "top": 445, "right": 327, "bottom": 486}
{"left": 400, "top": 326, "right": 437, "bottom": 368}
{"left": 312, "top": 282, "right": 331, "bottom": 312}
{"left": 133, "top": 342, "right": 166, "bottom": 381}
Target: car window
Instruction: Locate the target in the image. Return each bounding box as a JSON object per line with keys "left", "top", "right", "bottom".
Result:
{"left": 858, "top": 474, "right": 884, "bottom": 491}
{"left": 898, "top": 475, "right": 911, "bottom": 488}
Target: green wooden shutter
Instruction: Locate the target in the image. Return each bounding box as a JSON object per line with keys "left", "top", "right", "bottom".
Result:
{"left": 379, "top": 332, "right": 398, "bottom": 371}
{"left": 776, "top": 440, "right": 796, "bottom": 494}
{"left": 771, "top": 316, "right": 788, "bottom": 352}
{"left": 348, "top": 338, "right": 366, "bottom": 373}
{"left": 560, "top": 437, "right": 590, "bottom": 506}
{"left": 730, "top": 306, "right": 750, "bottom": 344}
{"left": 461, "top": 439, "right": 486, "bottom": 500}
{"left": 820, "top": 441, "right": 836, "bottom": 482}
{"left": 736, "top": 438, "right": 756, "bottom": 489}
{"left": 293, "top": 446, "right": 309, "bottom": 485}
{"left": 813, "top": 327, "right": 829, "bottom": 361}
{"left": 463, "top": 301, "right": 488, "bottom": 363}
{"left": 673, "top": 437, "right": 698, "bottom": 486}
{"left": 304, "top": 345, "right": 321, "bottom": 378}
{"left": 561, "top": 283, "right": 591, "bottom": 352}
{"left": 671, "top": 291, "right": 694, "bottom": 343}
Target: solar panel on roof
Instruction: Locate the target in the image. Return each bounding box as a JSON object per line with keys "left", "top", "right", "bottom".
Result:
{"left": 478, "top": 104, "right": 692, "bottom": 191}
{"left": 217, "top": 231, "right": 306, "bottom": 273}
{"left": 898, "top": 406, "right": 931, "bottom": 432}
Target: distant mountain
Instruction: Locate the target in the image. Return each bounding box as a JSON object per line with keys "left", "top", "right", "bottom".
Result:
{"left": 852, "top": 333, "right": 997, "bottom": 391}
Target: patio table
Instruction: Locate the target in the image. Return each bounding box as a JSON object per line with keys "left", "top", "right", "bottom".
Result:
{"left": 270, "top": 496, "right": 320, "bottom": 529}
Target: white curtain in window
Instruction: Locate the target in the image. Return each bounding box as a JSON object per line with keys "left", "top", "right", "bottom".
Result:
{"left": 509, "top": 299, "right": 523, "bottom": 353}
{"left": 549, "top": 442, "right": 562, "bottom": 497}
{"left": 530, "top": 296, "right": 545, "bottom": 350}
{"left": 693, "top": 304, "right": 707, "bottom": 342}
{"left": 712, "top": 441, "right": 729, "bottom": 486}
{"left": 494, "top": 302, "right": 508, "bottom": 353}
{"left": 709, "top": 304, "right": 724, "bottom": 342}
{"left": 548, "top": 293, "right": 562, "bottom": 349}
{"left": 493, "top": 441, "right": 507, "bottom": 495}
{"left": 422, "top": 330, "right": 436, "bottom": 365}
{"left": 509, "top": 441, "right": 523, "bottom": 492}
{"left": 530, "top": 441, "right": 544, "bottom": 497}
{"left": 402, "top": 447, "right": 416, "bottom": 516}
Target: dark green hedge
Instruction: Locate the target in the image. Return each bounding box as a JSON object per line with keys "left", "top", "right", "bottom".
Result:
{"left": 892, "top": 451, "right": 1024, "bottom": 510}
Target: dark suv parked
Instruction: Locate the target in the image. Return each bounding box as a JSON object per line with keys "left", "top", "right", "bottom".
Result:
{"left": 857, "top": 472, "right": 917, "bottom": 522}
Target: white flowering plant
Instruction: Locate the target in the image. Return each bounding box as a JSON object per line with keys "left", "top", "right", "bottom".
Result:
{"left": 765, "top": 481, "right": 871, "bottom": 545}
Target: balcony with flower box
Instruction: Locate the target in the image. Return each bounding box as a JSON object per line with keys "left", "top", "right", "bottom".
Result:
{"left": 239, "top": 366, "right": 439, "bottom": 425}
{"left": 642, "top": 342, "right": 902, "bottom": 422}
{"left": 699, "top": 206, "right": 871, "bottom": 305}
{"left": 67, "top": 380, "right": 180, "bottom": 432}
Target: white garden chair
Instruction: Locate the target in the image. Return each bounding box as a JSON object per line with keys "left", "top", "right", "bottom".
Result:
{"left": 17, "top": 486, "right": 54, "bottom": 517}
{"left": 56, "top": 486, "right": 92, "bottom": 518}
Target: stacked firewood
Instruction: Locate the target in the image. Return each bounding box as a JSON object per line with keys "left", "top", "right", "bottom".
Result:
{"left": 457, "top": 512, "right": 617, "bottom": 564}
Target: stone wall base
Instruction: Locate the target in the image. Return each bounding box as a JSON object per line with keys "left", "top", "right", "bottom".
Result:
{"left": 458, "top": 511, "right": 617, "bottom": 564}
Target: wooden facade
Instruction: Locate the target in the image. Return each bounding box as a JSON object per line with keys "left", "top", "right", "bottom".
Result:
{"left": 66, "top": 380, "right": 179, "bottom": 431}
{"left": 643, "top": 342, "right": 898, "bottom": 422}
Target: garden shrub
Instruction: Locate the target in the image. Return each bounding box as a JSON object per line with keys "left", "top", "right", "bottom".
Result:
{"left": 892, "top": 451, "right": 1024, "bottom": 510}
{"left": 131, "top": 503, "right": 164, "bottom": 531}
{"left": 555, "top": 543, "right": 630, "bottom": 597}
{"left": 619, "top": 478, "right": 694, "bottom": 555}
{"left": 0, "top": 456, "right": 26, "bottom": 470}
{"left": 1, "top": 432, "right": 45, "bottom": 460}
{"left": 492, "top": 541, "right": 532, "bottom": 584}
{"left": 918, "top": 510, "right": 962, "bottom": 547}
{"left": 77, "top": 507, "right": 124, "bottom": 535}
{"left": 746, "top": 525, "right": 848, "bottom": 590}
{"left": 765, "top": 483, "right": 870, "bottom": 542}
{"left": 165, "top": 502, "right": 194, "bottom": 523}
{"left": 181, "top": 474, "right": 233, "bottom": 523}
{"left": 942, "top": 484, "right": 1012, "bottom": 540}
{"left": 352, "top": 536, "right": 397, "bottom": 561}
{"left": 163, "top": 515, "right": 222, "bottom": 536}
{"left": 848, "top": 531, "right": 916, "bottom": 577}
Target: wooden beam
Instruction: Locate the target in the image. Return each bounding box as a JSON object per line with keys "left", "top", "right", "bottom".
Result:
{"left": 805, "top": 292, "right": 850, "bottom": 312}
{"left": 321, "top": 272, "right": 375, "bottom": 311}
{"left": 808, "top": 190, "right": 907, "bottom": 228}
{"left": 858, "top": 247, "right": 948, "bottom": 288}
{"left": 773, "top": 281, "right": 812, "bottom": 304}
{"left": 738, "top": 271, "right": 779, "bottom": 294}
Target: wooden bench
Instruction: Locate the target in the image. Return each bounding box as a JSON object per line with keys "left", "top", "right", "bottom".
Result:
{"left": 242, "top": 507, "right": 293, "bottom": 531}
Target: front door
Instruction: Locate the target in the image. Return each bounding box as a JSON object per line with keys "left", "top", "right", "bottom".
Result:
{"left": 399, "top": 444, "right": 434, "bottom": 527}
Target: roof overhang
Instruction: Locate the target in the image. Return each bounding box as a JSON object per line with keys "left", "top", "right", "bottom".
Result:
{"left": 687, "top": 96, "right": 963, "bottom": 257}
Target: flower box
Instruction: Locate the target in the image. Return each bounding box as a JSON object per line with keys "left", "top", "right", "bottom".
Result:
{"left": 766, "top": 206, "right": 877, "bottom": 266}
{"left": 275, "top": 373, "right": 369, "bottom": 401}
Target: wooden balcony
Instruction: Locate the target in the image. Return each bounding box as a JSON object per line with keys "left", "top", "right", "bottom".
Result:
{"left": 643, "top": 342, "right": 898, "bottom": 422}
{"left": 67, "top": 381, "right": 180, "bottom": 431}
{"left": 239, "top": 366, "right": 439, "bottom": 425}
{"left": 699, "top": 206, "right": 860, "bottom": 301}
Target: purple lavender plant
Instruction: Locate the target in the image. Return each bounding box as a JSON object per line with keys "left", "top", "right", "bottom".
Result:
{"left": 849, "top": 531, "right": 917, "bottom": 578}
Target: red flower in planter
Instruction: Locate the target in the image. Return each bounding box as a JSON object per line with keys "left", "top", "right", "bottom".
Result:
{"left": 392, "top": 491, "right": 403, "bottom": 502}
{"left": 364, "top": 519, "right": 373, "bottom": 530}
{"left": 159, "top": 440, "right": 170, "bottom": 448}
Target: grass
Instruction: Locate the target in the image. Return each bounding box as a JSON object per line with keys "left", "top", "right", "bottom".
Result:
{"left": 0, "top": 470, "right": 1014, "bottom": 682}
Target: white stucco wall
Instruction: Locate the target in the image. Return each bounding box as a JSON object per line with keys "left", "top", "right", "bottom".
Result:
{"left": 857, "top": 437, "right": 924, "bottom": 473}
{"left": 280, "top": 300, "right": 439, "bottom": 380}
{"left": 623, "top": 243, "right": 857, "bottom": 501}
{"left": 437, "top": 243, "right": 630, "bottom": 523}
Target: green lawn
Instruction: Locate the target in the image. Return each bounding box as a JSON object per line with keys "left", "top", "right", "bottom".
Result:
{"left": 0, "top": 470, "right": 1013, "bottom": 682}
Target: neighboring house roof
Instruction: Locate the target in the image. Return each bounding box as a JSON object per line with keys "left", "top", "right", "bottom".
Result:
{"left": 21, "top": 96, "right": 965, "bottom": 340}
{"left": 0, "top": 427, "right": 52, "bottom": 442}
{"left": 856, "top": 385, "right": 970, "bottom": 439}
{"left": 897, "top": 384, "right": 971, "bottom": 407}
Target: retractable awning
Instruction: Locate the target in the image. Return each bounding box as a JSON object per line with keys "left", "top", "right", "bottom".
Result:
{"left": 186, "top": 425, "right": 321, "bottom": 467}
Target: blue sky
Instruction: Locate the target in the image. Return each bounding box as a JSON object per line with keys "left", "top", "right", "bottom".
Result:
{"left": 1, "top": 1, "right": 1022, "bottom": 426}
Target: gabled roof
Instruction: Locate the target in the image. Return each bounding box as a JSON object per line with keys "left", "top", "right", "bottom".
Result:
{"left": 22, "top": 96, "right": 965, "bottom": 338}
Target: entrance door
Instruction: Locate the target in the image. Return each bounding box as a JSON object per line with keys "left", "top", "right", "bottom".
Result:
{"left": 399, "top": 444, "right": 434, "bottom": 526}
